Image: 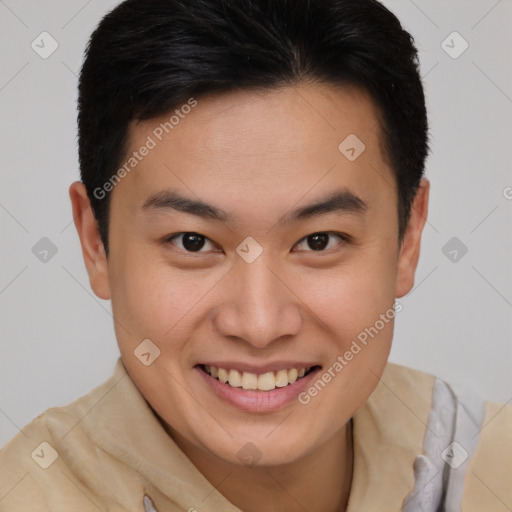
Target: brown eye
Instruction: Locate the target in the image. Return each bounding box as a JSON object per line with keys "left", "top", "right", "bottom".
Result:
{"left": 306, "top": 233, "right": 329, "bottom": 250}
{"left": 166, "top": 232, "right": 217, "bottom": 253}
{"left": 294, "top": 232, "right": 346, "bottom": 252}
{"left": 181, "top": 233, "right": 206, "bottom": 251}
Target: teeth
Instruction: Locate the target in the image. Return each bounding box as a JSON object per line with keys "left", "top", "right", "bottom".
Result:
{"left": 218, "top": 368, "right": 229, "bottom": 384}
{"left": 258, "top": 372, "right": 276, "bottom": 391}
{"left": 203, "top": 365, "right": 312, "bottom": 391}
{"left": 275, "top": 369, "right": 289, "bottom": 388}
{"left": 241, "top": 371, "right": 258, "bottom": 390}
{"left": 228, "top": 369, "right": 242, "bottom": 388}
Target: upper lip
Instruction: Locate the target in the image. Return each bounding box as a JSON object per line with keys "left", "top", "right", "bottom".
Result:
{"left": 197, "top": 361, "right": 321, "bottom": 375}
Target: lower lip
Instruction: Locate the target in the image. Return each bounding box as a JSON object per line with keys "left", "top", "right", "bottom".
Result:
{"left": 195, "top": 366, "right": 322, "bottom": 413}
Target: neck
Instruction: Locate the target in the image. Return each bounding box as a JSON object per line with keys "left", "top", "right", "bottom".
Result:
{"left": 163, "top": 419, "right": 354, "bottom": 512}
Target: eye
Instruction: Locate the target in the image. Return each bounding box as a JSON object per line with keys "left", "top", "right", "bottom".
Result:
{"left": 294, "top": 232, "right": 348, "bottom": 252}
{"left": 165, "top": 232, "right": 219, "bottom": 253}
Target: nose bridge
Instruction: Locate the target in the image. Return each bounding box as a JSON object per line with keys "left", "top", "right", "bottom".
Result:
{"left": 216, "top": 253, "right": 301, "bottom": 347}
{"left": 243, "top": 256, "right": 281, "bottom": 318}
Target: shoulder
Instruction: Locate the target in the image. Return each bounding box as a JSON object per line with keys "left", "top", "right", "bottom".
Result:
{"left": 370, "top": 360, "right": 438, "bottom": 412}
{"left": 0, "top": 358, "right": 137, "bottom": 511}
{"left": 462, "top": 399, "right": 512, "bottom": 510}
{"left": 0, "top": 411, "right": 57, "bottom": 511}
{"left": 0, "top": 397, "right": 109, "bottom": 511}
{"left": 380, "top": 360, "right": 436, "bottom": 388}
{"left": 376, "top": 361, "right": 512, "bottom": 511}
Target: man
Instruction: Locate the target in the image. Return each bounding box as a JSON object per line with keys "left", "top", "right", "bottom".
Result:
{"left": 0, "top": 0, "right": 510, "bottom": 510}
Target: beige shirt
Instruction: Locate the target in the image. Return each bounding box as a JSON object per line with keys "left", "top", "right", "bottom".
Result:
{"left": 0, "top": 357, "right": 510, "bottom": 511}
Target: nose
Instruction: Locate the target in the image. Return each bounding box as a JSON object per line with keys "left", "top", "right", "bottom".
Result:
{"left": 212, "top": 256, "right": 302, "bottom": 349}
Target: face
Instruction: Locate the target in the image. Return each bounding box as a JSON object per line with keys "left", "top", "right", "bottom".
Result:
{"left": 71, "top": 81, "right": 428, "bottom": 469}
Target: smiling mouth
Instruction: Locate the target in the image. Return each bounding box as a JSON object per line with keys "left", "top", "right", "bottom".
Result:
{"left": 197, "top": 364, "right": 321, "bottom": 392}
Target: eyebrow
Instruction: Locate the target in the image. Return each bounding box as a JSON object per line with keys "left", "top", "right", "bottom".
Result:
{"left": 140, "top": 188, "right": 367, "bottom": 226}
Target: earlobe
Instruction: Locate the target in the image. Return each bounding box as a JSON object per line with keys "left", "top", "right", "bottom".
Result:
{"left": 69, "top": 181, "right": 111, "bottom": 300}
{"left": 395, "top": 178, "right": 430, "bottom": 298}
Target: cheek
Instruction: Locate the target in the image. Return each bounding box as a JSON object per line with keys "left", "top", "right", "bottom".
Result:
{"left": 108, "top": 245, "right": 174, "bottom": 338}
{"left": 298, "top": 251, "right": 398, "bottom": 340}
{"left": 294, "top": 247, "right": 398, "bottom": 410}
{"left": 108, "top": 246, "right": 222, "bottom": 343}
{"left": 296, "top": 264, "right": 397, "bottom": 434}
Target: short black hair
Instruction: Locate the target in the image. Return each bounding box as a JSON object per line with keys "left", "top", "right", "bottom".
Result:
{"left": 78, "top": 0, "right": 429, "bottom": 255}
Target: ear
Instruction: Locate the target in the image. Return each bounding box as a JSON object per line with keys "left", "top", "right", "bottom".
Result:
{"left": 69, "top": 181, "right": 111, "bottom": 300}
{"left": 395, "top": 178, "right": 430, "bottom": 298}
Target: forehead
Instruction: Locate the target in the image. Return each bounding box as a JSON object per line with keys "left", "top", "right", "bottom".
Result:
{"left": 132, "top": 82, "right": 384, "bottom": 157}
{"left": 114, "top": 82, "right": 395, "bottom": 226}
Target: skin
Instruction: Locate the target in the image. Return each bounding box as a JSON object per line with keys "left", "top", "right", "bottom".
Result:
{"left": 70, "top": 81, "right": 429, "bottom": 512}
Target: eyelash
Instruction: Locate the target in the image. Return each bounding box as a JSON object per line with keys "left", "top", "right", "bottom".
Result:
{"left": 164, "top": 232, "right": 350, "bottom": 255}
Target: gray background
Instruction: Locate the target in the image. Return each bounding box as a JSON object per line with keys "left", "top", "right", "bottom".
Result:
{"left": 1, "top": 0, "right": 511, "bottom": 449}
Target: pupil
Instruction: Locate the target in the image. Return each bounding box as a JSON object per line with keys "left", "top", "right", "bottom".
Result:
{"left": 308, "top": 233, "right": 329, "bottom": 251}
{"left": 183, "top": 233, "right": 205, "bottom": 251}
